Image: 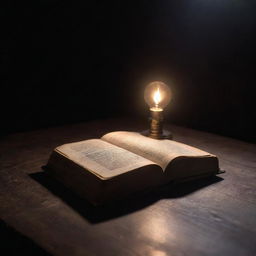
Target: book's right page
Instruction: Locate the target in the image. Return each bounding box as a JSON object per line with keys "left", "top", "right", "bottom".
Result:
{"left": 102, "top": 131, "right": 217, "bottom": 171}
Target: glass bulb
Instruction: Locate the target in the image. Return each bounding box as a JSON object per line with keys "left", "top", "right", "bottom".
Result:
{"left": 144, "top": 81, "right": 172, "bottom": 111}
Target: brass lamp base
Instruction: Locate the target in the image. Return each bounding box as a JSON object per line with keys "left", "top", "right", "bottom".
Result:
{"left": 141, "top": 109, "right": 173, "bottom": 140}
{"left": 141, "top": 129, "right": 173, "bottom": 140}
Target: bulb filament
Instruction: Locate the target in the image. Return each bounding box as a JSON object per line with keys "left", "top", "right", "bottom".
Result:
{"left": 153, "top": 88, "right": 161, "bottom": 107}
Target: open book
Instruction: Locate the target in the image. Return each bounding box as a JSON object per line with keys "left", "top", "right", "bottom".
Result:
{"left": 46, "top": 131, "right": 220, "bottom": 205}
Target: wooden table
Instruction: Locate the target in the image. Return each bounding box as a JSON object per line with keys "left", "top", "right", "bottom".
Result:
{"left": 1, "top": 118, "right": 256, "bottom": 256}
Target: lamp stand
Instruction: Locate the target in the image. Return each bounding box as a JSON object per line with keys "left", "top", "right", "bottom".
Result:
{"left": 141, "top": 110, "right": 172, "bottom": 140}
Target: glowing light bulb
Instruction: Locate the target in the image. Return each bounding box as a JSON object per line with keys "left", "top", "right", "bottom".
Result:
{"left": 144, "top": 81, "right": 172, "bottom": 111}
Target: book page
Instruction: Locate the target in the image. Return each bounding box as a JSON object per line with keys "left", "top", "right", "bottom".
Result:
{"left": 102, "top": 131, "right": 213, "bottom": 170}
{"left": 55, "top": 139, "right": 157, "bottom": 179}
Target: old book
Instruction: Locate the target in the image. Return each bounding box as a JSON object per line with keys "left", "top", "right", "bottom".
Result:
{"left": 46, "top": 131, "right": 220, "bottom": 205}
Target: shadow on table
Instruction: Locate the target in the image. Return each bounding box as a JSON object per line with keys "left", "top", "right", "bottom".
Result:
{"left": 0, "top": 220, "right": 51, "bottom": 256}
{"left": 30, "top": 171, "right": 223, "bottom": 224}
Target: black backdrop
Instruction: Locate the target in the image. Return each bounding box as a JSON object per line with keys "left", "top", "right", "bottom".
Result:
{"left": 1, "top": 1, "right": 255, "bottom": 142}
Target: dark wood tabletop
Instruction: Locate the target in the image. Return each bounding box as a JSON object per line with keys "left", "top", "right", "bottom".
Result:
{"left": 1, "top": 118, "right": 256, "bottom": 256}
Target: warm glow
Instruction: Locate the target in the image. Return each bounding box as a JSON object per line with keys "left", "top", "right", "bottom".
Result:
{"left": 144, "top": 81, "right": 171, "bottom": 110}
{"left": 153, "top": 88, "right": 161, "bottom": 106}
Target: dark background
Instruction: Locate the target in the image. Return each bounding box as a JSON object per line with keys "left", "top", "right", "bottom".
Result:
{"left": 1, "top": 0, "right": 255, "bottom": 142}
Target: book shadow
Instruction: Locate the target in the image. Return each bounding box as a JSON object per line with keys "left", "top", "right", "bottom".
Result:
{"left": 0, "top": 219, "right": 51, "bottom": 256}
{"left": 30, "top": 171, "right": 223, "bottom": 224}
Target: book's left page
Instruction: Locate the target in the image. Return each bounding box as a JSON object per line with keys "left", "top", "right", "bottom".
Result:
{"left": 54, "top": 139, "right": 158, "bottom": 179}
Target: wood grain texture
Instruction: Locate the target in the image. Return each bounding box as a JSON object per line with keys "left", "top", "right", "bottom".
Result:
{"left": 1, "top": 118, "right": 256, "bottom": 256}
